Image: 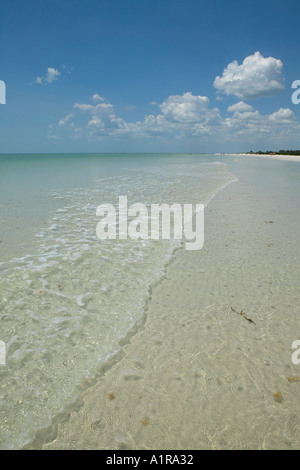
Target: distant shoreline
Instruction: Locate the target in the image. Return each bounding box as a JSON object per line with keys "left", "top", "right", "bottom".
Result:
{"left": 219, "top": 153, "right": 300, "bottom": 162}
{"left": 1, "top": 152, "right": 300, "bottom": 162}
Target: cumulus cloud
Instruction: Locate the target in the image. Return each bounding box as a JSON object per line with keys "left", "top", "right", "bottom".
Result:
{"left": 159, "top": 92, "right": 210, "bottom": 122}
{"left": 73, "top": 92, "right": 217, "bottom": 136}
{"left": 224, "top": 103, "right": 298, "bottom": 145}
{"left": 35, "top": 67, "right": 61, "bottom": 85}
{"left": 50, "top": 92, "right": 216, "bottom": 142}
{"left": 74, "top": 102, "right": 115, "bottom": 114}
{"left": 51, "top": 91, "right": 300, "bottom": 146}
{"left": 58, "top": 113, "right": 73, "bottom": 126}
{"left": 88, "top": 104, "right": 124, "bottom": 132}
{"left": 227, "top": 101, "right": 254, "bottom": 113}
{"left": 74, "top": 103, "right": 97, "bottom": 111}
{"left": 268, "top": 108, "right": 295, "bottom": 123}
{"left": 92, "top": 93, "right": 105, "bottom": 102}
{"left": 127, "top": 92, "right": 221, "bottom": 137}
{"left": 214, "top": 52, "right": 285, "bottom": 100}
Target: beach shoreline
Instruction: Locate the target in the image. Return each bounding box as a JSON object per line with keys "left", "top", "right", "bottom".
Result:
{"left": 36, "top": 155, "right": 300, "bottom": 450}
{"left": 220, "top": 153, "right": 300, "bottom": 162}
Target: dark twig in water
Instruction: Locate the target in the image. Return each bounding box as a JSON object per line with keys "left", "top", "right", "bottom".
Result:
{"left": 231, "top": 307, "right": 256, "bottom": 325}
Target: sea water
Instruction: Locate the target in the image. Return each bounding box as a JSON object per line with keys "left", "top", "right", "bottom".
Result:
{"left": 0, "top": 153, "right": 235, "bottom": 449}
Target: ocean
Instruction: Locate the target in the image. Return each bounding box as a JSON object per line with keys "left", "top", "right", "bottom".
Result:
{"left": 41, "top": 153, "right": 300, "bottom": 450}
{"left": 0, "top": 153, "right": 236, "bottom": 449}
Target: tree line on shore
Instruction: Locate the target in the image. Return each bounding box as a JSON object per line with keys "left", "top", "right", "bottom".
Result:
{"left": 247, "top": 150, "right": 300, "bottom": 156}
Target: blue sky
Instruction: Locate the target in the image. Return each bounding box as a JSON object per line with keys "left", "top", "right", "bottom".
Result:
{"left": 1, "top": 0, "right": 300, "bottom": 153}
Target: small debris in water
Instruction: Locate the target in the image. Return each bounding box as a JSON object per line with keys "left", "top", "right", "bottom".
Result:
{"left": 141, "top": 418, "right": 150, "bottom": 426}
{"left": 273, "top": 391, "right": 283, "bottom": 403}
{"left": 231, "top": 307, "right": 256, "bottom": 325}
{"left": 287, "top": 376, "right": 300, "bottom": 383}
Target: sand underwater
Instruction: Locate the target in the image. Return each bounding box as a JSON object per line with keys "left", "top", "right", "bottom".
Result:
{"left": 29, "top": 154, "right": 300, "bottom": 450}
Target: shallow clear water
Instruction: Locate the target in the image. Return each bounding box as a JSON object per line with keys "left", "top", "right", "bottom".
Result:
{"left": 39, "top": 155, "right": 300, "bottom": 451}
{"left": 0, "top": 153, "right": 235, "bottom": 449}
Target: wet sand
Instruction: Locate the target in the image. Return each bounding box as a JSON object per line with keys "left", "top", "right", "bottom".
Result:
{"left": 32, "top": 156, "right": 300, "bottom": 450}
{"left": 224, "top": 153, "right": 300, "bottom": 162}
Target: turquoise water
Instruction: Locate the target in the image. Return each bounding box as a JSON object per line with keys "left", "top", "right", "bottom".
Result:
{"left": 0, "top": 153, "right": 235, "bottom": 449}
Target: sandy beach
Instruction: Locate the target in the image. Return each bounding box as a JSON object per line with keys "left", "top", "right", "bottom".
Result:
{"left": 26, "top": 155, "right": 300, "bottom": 450}
{"left": 223, "top": 153, "right": 300, "bottom": 162}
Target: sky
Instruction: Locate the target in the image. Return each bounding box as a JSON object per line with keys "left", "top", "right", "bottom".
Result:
{"left": 1, "top": 0, "right": 300, "bottom": 154}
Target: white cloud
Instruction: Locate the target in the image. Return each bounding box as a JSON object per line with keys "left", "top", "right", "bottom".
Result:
{"left": 52, "top": 91, "right": 300, "bottom": 146}
{"left": 92, "top": 93, "right": 105, "bottom": 102}
{"left": 214, "top": 51, "right": 285, "bottom": 100}
{"left": 74, "top": 102, "right": 115, "bottom": 114}
{"left": 35, "top": 67, "right": 61, "bottom": 85}
{"left": 74, "top": 103, "right": 96, "bottom": 111}
{"left": 94, "top": 103, "right": 114, "bottom": 113}
{"left": 69, "top": 93, "right": 212, "bottom": 139}
{"left": 223, "top": 104, "right": 298, "bottom": 145}
{"left": 159, "top": 92, "right": 210, "bottom": 122}
{"left": 108, "top": 92, "right": 220, "bottom": 138}
{"left": 268, "top": 108, "right": 295, "bottom": 123}
{"left": 227, "top": 101, "right": 254, "bottom": 113}
{"left": 58, "top": 113, "right": 73, "bottom": 126}
{"left": 86, "top": 102, "right": 125, "bottom": 134}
